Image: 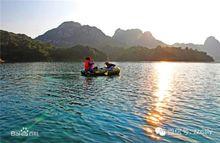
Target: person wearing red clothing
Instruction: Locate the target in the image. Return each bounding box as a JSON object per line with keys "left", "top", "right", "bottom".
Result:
{"left": 84, "top": 57, "right": 90, "bottom": 71}
{"left": 84, "top": 57, "right": 94, "bottom": 73}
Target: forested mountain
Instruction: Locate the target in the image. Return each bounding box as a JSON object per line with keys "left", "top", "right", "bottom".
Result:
{"left": 112, "top": 28, "right": 165, "bottom": 48}
{"left": 173, "top": 36, "right": 220, "bottom": 61}
{"left": 0, "top": 30, "right": 214, "bottom": 63}
{"left": 51, "top": 45, "right": 107, "bottom": 61}
{"left": 0, "top": 30, "right": 107, "bottom": 62}
{"left": 0, "top": 30, "right": 54, "bottom": 62}
{"left": 113, "top": 46, "right": 214, "bottom": 62}
{"left": 36, "top": 21, "right": 124, "bottom": 49}
{"left": 36, "top": 21, "right": 165, "bottom": 49}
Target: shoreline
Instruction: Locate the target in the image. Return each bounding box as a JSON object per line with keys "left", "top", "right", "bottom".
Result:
{"left": 1, "top": 61, "right": 219, "bottom": 64}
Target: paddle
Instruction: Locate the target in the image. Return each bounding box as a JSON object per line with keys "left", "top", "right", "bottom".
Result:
{"left": 104, "top": 71, "right": 108, "bottom": 76}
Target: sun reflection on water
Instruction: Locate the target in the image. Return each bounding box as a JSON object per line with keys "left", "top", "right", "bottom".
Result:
{"left": 143, "top": 62, "right": 176, "bottom": 140}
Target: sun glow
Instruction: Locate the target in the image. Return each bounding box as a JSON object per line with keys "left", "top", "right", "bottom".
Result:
{"left": 2, "top": 0, "right": 219, "bottom": 43}
{"left": 144, "top": 62, "right": 175, "bottom": 140}
{"left": 154, "top": 62, "right": 174, "bottom": 100}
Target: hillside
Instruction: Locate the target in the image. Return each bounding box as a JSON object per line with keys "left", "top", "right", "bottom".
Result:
{"left": 0, "top": 30, "right": 214, "bottom": 62}
{"left": 36, "top": 21, "right": 124, "bottom": 49}
{"left": 113, "top": 28, "right": 166, "bottom": 48}
{"left": 173, "top": 36, "right": 220, "bottom": 61}
{"left": 0, "top": 30, "right": 107, "bottom": 62}
{"left": 115, "top": 46, "right": 214, "bottom": 62}
{"left": 36, "top": 21, "right": 166, "bottom": 50}
{"left": 0, "top": 30, "right": 54, "bottom": 62}
{"left": 51, "top": 45, "right": 107, "bottom": 61}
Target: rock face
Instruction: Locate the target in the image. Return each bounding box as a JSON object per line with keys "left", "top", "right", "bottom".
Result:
{"left": 36, "top": 21, "right": 123, "bottom": 49}
{"left": 113, "top": 28, "right": 142, "bottom": 46}
{"left": 36, "top": 21, "right": 166, "bottom": 50}
{"left": 173, "top": 36, "right": 220, "bottom": 61}
{"left": 35, "top": 21, "right": 219, "bottom": 61}
{"left": 204, "top": 36, "right": 220, "bottom": 61}
{"left": 112, "top": 28, "right": 166, "bottom": 48}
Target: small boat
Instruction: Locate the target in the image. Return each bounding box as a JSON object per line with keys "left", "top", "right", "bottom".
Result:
{"left": 81, "top": 67, "right": 120, "bottom": 77}
{"left": 0, "top": 58, "right": 5, "bottom": 64}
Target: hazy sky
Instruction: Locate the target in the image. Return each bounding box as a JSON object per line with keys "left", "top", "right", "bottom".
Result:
{"left": 1, "top": 0, "right": 220, "bottom": 44}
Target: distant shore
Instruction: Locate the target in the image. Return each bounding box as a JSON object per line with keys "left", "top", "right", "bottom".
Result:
{"left": 1, "top": 30, "right": 215, "bottom": 63}
{"left": 0, "top": 60, "right": 217, "bottom": 64}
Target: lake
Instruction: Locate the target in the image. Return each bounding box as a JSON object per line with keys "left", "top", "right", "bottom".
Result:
{"left": 1, "top": 62, "right": 220, "bottom": 143}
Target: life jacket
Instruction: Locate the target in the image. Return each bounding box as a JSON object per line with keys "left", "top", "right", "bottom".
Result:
{"left": 84, "top": 60, "right": 90, "bottom": 70}
{"left": 89, "top": 61, "right": 94, "bottom": 69}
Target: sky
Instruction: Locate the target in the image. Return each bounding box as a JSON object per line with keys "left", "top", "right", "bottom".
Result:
{"left": 1, "top": 0, "right": 220, "bottom": 44}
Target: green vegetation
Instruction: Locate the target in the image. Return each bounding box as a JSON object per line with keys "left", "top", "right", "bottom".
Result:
{"left": 113, "top": 46, "right": 214, "bottom": 62}
{"left": 0, "top": 30, "right": 107, "bottom": 62}
{"left": 0, "top": 30, "right": 54, "bottom": 62}
{"left": 0, "top": 30, "right": 214, "bottom": 63}
{"left": 51, "top": 45, "right": 107, "bottom": 61}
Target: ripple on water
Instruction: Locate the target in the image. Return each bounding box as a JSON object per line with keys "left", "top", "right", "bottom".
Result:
{"left": 1, "top": 62, "right": 220, "bottom": 143}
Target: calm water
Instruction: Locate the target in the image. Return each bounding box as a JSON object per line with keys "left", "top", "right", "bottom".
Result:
{"left": 1, "top": 62, "right": 220, "bottom": 143}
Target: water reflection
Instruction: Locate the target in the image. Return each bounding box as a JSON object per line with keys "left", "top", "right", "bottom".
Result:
{"left": 144, "top": 62, "right": 175, "bottom": 140}
{"left": 83, "top": 77, "right": 93, "bottom": 87}
{"left": 1, "top": 62, "right": 219, "bottom": 142}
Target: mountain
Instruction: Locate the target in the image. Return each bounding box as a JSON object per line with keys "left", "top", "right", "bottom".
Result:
{"left": 173, "top": 43, "right": 203, "bottom": 50}
{"left": 0, "top": 30, "right": 54, "bottom": 62}
{"left": 0, "top": 30, "right": 107, "bottom": 62}
{"left": 204, "top": 36, "right": 220, "bottom": 61}
{"left": 112, "top": 28, "right": 166, "bottom": 48}
{"left": 2, "top": 22, "right": 217, "bottom": 62}
{"left": 36, "top": 21, "right": 166, "bottom": 51}
{"left": 173, "top": 36, "right": 220, "bottom": 61}
{"left": 51, "top": 45, "right": 107, "bottom": 61}
{"left": 115, "top": 46, "right": 213, "bottom": 62}
{"left": 36, "top": 21, "right": 123, "bottom": 49}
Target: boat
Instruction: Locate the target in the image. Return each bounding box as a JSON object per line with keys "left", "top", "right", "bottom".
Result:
{"left": 0, "top": 58, "right": 5, "bottom": 64}
{"left": 81, "top": 67, "right": 120, "bottom": 77}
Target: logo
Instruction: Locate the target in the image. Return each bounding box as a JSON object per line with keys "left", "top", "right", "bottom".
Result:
{"left": 154, "top": 127, "right": 213, "bottom": 137}
{"left": 11, "top": 127, "right": 39, "bottom": 137}
{"left": 155, "top": 127, "right": 166, "bottom": 136}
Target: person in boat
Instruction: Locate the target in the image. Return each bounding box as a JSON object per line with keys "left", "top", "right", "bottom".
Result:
{"left": 84, "top": 57, "right": 94, "bottom": 73}
{"left": 105, "top": 62, "right": 116, "bottom": 70}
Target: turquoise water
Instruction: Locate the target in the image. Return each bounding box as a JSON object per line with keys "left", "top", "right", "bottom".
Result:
{"left": 0, "top": 62, "right": 220, "bottom": 143}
